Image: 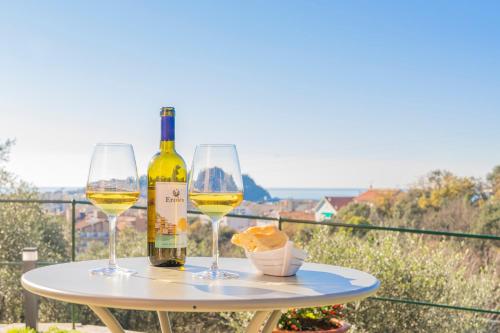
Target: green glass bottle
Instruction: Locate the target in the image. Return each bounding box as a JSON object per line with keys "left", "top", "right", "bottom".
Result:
{"left": 147, "top": 107, "right": 187, "bottom": 266}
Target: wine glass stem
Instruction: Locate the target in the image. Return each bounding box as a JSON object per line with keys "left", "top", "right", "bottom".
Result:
{"left": 108, "top": 215, "right": 117, "bottom": 269}
{"left": 211, "top": 219, "right": 220, "bottom": 271}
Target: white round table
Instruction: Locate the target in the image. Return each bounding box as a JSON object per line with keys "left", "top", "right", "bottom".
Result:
{"left": 22, "top": 257, "right": 379, "bottom": 333}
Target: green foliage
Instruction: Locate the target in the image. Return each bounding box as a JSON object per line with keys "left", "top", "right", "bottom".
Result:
{"left": 478, "top": 201, "right": 500, "bottom": 236}
{"left": 414, "top": 170, "right": 481, "bottom": 210}
{"left": 487, "top": 165, "right": 500, "bottom": 199}
{"left": 377, "top": 169, "right": 499, "bottom": 242}
{"left": 0, "top": 206, "right": 71, "bottom": 322}
{"left": 336, "top": 203, "right": 372, "bottom": 237}
{"left": 0, "top": 140, "right": 71, "bottom": 323}
{"left": 282, "top": 223, "right": 316, "bottom": 247}
{"left": 0, "top": 139, "right": 15, "bottom": 162}
{"left": 468, "top": 201, "right": 500, "bottom": 263}
{"left": 187, "top": 219, "right": 244, "bottom": 258}
{"left": 388, "top": 170, "right": 483, "bottom": 229}
{"left": 306, "top": 228, "right": 498, "bottom": 333}
{"left": 338, "top": 203, "right": 371, "bottom": 220}
{"left": 76, "top": 226, "right": 147, "bottom": 261}
{"left": 0, "top": 139, "right": 15, "bottom": 185}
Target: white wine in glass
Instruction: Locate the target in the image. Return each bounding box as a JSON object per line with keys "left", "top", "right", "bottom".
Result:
{"left": 86, "top": 143, "right": 140, "bottom": 276}
{"left": 188, "top": 144, "right": 244, "bottom": 280}
{"left": 188, "top": 192, "right": 243, "bottom": 221}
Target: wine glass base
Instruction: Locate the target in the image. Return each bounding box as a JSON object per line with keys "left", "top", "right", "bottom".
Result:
{"left": 192, "top": 269, "right": 239, "bottom": 280}
{"left": 90, "top": 265, "right": 136, "bottom": 277}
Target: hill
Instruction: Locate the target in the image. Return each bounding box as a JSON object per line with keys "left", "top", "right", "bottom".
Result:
{"left": 242, "top": 174, "right": 272, "bottom": 202}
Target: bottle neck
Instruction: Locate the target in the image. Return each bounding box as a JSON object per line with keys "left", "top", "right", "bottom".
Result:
{"left": 160, "top": 115, "right": 175, "bottom": 152}
{"left": 160, "top": 140, "right": 175, "bottom": 152}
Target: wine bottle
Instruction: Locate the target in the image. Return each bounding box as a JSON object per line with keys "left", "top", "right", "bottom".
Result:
{"left": 147, "top": 107, "right": 187, "bottom": 266}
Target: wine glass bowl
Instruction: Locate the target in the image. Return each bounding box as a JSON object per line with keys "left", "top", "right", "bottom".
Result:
{"left": 86, "top": 143, "right": 140, "bottom": 276}
{"left": 188, "top": 144, "right": 244, "bottom": 280}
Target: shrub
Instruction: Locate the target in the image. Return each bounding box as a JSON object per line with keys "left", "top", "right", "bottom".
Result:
{"left": 336, "top": 203, "right": 372, "bottom": 237}
{"left": 305, "top": 227, "right": 498, "bottom": 333}
{"left": 0, "top": 195, "right": 71, "bottom": 323}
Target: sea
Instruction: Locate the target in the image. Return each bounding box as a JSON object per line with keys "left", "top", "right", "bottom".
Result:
{"left": 267, "top": 188, "right": 365, "bottom": 200}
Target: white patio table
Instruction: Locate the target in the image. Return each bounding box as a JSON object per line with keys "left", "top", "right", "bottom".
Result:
{"left": 21, "top": 257, "right": 379, "bottom": 333}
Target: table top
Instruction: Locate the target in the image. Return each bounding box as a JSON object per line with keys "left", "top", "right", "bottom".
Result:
{"left": 22, "top": 257, "right": 379, "bottom": 312}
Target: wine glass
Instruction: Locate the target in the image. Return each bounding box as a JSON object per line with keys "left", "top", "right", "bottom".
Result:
{"left": 188, "top": 144, "right": 244, "bottom": 279}
{"left": 86, "top": 143, "right": 140, "bottom": 276}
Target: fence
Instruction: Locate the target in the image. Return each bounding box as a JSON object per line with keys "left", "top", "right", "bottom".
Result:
{"left": 0, "top": 198, "right": 499, "bottom": 328}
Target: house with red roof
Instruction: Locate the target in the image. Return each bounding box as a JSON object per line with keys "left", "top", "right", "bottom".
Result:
{"left": 313, "top": 196, "right": 355, "bottom": 221}
{"left": 354, "top": 189, "right": 401, "bottom": 206}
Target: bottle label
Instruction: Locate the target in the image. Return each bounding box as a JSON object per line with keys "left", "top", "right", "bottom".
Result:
{"left": 154, "top": 182, "right": 187, "bottom": 248}
{"left": 155, "top": 234, "right": 188, "bottom": 248}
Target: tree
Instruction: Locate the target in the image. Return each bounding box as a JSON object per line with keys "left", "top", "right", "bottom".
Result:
{"left": 0, "top": 140, "right": 71, "bottom": 323}
{"left": 415, "top": 170, "right": 481, "bottom": 209}
{"left": 336, "top": 203, "right": 372, "bottom": 236}
{"left": 487, "top": 165, "right": 500, "bottom": 199}
{"left": 0, "top": 139, "right": 15, "bottom": 186}
{"left": 477, "top": 202, "right": 500, "bottom": 236}
{"left": 389, "top": 189, "right": 425, "bottom": 228}
{"left": 337, "top": 202, "right": 371, "bottom": 220}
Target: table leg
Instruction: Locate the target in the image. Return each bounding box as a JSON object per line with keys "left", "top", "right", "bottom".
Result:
{"left": 261, "top": 310, "right": 282, "bottom": 333}
{"left": 157, "top": 311, "right": 172, "bottom": 333}
{"left": 245, "top": 311, "right": 271, "bottom": 333}
{"left": 88, "top": 305, "right": 125, "bottom": 333}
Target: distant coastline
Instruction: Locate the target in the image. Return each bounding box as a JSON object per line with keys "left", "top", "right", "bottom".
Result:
{"left": 268, "top": 188, "right": 365, "bottom": 200}
{"left": 38, "top": 187, "right": 83, "bottom": 192}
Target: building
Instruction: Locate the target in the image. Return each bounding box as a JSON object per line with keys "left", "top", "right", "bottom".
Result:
{"left": 223, "top": 201, "right": 282, "bottom": 231}
{"left": 354, "top": 189, "right": 401, "bottom": 206}
{"left": 279, "top": 210, "right": 315, "bottom": 221}
{"left": 278, "top": 199, "right": 318, "bottom": 213}
{"left": 75, "top": 209, "right": 108, "bottom": 250}
{"left": 74, "top": 205, "right": 147, "bottom": 251}
{"left": 223, "top": 204, "right": 256, "bottom": 231}
{"left": 313, "top": 196, "right": 355, "bottom": 221}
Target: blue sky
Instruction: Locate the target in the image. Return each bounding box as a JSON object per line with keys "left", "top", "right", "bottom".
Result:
{"left": 0, "top": 1, "right": 499, "bottom": 188}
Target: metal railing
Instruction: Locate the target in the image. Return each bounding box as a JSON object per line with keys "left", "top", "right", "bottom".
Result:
{"left": 1, "top": 197, "right": 499, "bottom": 321}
